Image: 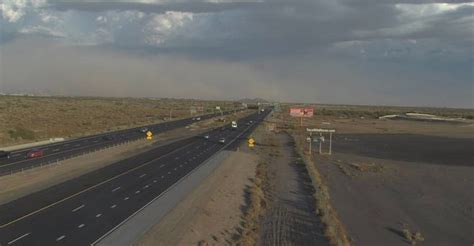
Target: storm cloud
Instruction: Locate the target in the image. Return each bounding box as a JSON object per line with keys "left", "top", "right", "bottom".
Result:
{"left": 0, "top": 0, "right": 473, "bottom": 107}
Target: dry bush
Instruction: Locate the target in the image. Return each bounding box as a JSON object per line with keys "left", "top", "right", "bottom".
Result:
{"left": 402, "top": 226, "right": 425, "bottom": 245}
{"left": 239, "top": 160, "right": 269, "bottom": 245}
{"left": 347, "top": 162, "right": 385, "bottom": 173}
{"left": 0, "top": 95, "right": 241, "bottom": 146}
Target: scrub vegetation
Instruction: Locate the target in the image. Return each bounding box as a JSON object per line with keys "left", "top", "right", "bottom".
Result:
{"left": 0, "top": 95, "right": 240, "bottom": 147}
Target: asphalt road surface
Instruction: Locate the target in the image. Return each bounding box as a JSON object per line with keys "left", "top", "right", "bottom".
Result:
{"left": 0, "top": 110, "right": 241, "bottom": 176}
{"left": 0, "top": 109, "right": 271, "bottom": 246}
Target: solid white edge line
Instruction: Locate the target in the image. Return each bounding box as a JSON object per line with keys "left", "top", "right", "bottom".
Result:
{"left": 91, "top": 111, "right": 268, "bottom": 246}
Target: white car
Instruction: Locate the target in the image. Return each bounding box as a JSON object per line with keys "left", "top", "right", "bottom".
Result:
{"left": 204, "top": 135, "right": 210, "bottom": 139}
{"left": 218, "top": 138, "right": 226, "bottom": 144}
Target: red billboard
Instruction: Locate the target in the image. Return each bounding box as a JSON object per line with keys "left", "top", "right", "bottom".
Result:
{"left": 290, "top": 108, "right": 314, "bottom": 117}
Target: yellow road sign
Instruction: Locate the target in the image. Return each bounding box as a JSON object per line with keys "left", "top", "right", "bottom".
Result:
{"left": 146, "top": 131, "right": 153, "bottom": 140}
{"left": 248, "top": 137, "right": 255, "bottom": 148}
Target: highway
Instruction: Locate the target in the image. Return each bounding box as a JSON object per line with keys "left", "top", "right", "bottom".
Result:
{"left": 0, "top": 110, "right": 241, "bottom": 176}
{"left": 0, "top": 109, "right": 271, "bottom": 246}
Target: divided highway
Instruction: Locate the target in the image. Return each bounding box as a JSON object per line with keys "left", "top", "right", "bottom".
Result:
{"left": 0, "top": 109, "right": 271, "bottom": 246}
{"left": 0, "top": 110, "right": 241, "bottom": 176}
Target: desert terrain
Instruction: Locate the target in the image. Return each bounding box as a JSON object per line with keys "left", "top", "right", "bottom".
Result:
{"left": 276, "top": 105, "right": 474, "bottom": 245}
{"left": 0, "top": 95, "right": 240, "bottom": 147}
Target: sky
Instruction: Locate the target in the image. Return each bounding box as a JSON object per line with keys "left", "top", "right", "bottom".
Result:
{"left": 0, "top": 0, "right": 473, "bottom": 108}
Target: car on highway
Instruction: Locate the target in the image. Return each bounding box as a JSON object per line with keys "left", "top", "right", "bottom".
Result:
{"left": 139, "top": 127, "right": 149, "bottom": 133}
{"left": 203, "top": 135, "right": 210, "bottom": 139}
{"left": 218, "top": 138, "right": 226, "bottom": 144}
{"left": 196, "top": 117, "right": 201, "bottom": 121}
{"left": 102, "top": 135, "right": 114, "bottom": 141}
{"left": 0, "top": 150, "right": 11, "bottom": 159}
{"left": 26, "top": 149, "right": 44, "bottom": 159}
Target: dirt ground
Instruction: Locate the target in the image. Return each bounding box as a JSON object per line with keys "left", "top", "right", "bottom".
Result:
{"left": 136, "top": 149, "right": 258, "bottom": 246}
{"left": 259, "top": 133, "right": 327, "bottom": 246}
{"left": 278, "top": 112, "right": 474, "bottom": 245}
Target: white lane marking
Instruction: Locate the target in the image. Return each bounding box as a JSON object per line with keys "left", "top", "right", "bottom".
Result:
{"left": 53, "top": 149, "right": 60, "bottom": 152}
{"left": 56, "top": 235, "right": 66, "bottom": 241}
{"left": 139, "top": 174, "right": 147, "bottom": 178}
{"left": 179, "top": 165, "right": 183, "bottom": 168}
{"left": 124, "top": 197, "right": 129, "bottom": 201}
{"left": 186, "top": 151, "right": 190, "bottom": 154}
{"left": 78, "top": 224, "right": 85, "bottom": 228}
{"left": 72, "top": 205, "right": 85, "bottom": 212}
{"left": 110, "top": 205, "right": 117, "bottom": 209}
{"left": 167, "top": 172, "right": 171, "bottom": 174}
{"left": 161, "top": 176, "right": 164, "bottom": 179}
{"left": 96, "top": 213, "right": 102, "bottom": 218}
{"left": 7, "top": 233, "right": 30, "bottom": 245}
{"left": 159, "top": 164, "right": 165, "bottom": 168}
{"left": 112, "top": 187, "right": 121, "bottom": 192}
{"left": 153, "top": 180, "right": 157, "bottom": 183}
{"left": 135, "top": 190, "right": 140, "bottom": 194}
{"left": 143, "top": 185, "right": 149, "bottom": 189}
{"left": 174, "top": 168, "right": 177, "bottom": 171}
{"left": 175, "top": 157, "right": 179, "bottom": 160}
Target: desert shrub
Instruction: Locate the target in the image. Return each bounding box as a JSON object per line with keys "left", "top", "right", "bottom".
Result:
{"left": 8, "top": 127, "right": 35, "bottom": 140}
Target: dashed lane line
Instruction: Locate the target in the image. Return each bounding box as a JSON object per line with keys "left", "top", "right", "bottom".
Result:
{"left": 56, "top": 235, "right": 66, "bottom": 241}
{"left": 7, "top": 233, "right": 30, "bottom": 245}
{"left": 0, "top": 140, "right": 198, "bottom": 229}
{"left": 71, "top": 205, "right": 85, "bottom": 212}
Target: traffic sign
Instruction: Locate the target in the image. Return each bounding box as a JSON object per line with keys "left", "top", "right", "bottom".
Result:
{"left": 146, "top": 131, "right": 153, "bottom": 140}
{"left": 248, "top": 137, "right": 255, "bottom": 148}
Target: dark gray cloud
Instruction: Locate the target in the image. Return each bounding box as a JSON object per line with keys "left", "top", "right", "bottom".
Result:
{"left": 48, "top": 1, "right": 267, "bottom": 14}
{"left": 0, "top": 0, "right": 472, "bottom": 107}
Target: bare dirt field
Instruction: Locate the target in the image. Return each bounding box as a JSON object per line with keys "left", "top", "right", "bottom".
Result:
{"left": 273, "top": 105, "right": 474, "bottom": 246}
{"left": 0, "top": 95, "right": 239, "bottom": 147}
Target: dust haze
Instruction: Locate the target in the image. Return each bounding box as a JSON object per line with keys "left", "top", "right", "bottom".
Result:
{"left": 1, "top": 38, "right": 471, "bottom": 107}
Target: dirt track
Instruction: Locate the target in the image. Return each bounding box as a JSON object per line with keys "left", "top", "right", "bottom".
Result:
{"left": 260, "top": 133, "right": 327, "bottom": 246}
